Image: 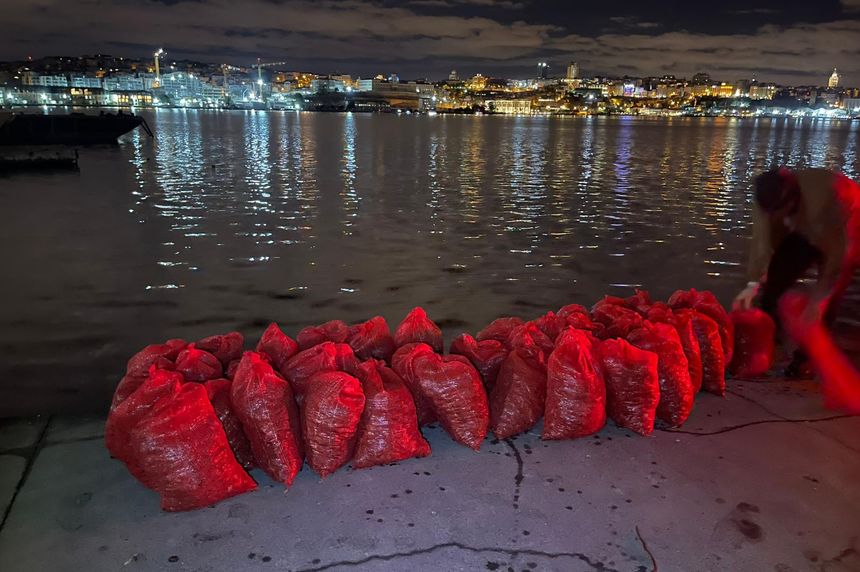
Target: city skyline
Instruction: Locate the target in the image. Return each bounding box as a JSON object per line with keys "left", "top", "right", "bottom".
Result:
{"left": 2, "top": 0, "right": 859, "bottom": 85}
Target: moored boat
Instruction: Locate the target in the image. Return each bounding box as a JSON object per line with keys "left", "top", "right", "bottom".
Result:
{"left": 0, "top": 111, "right": 152, "bottom": 146}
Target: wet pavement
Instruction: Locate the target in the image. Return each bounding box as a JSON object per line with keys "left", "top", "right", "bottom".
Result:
{"left": 1, "top": 379, "right": 858, "bottom": 572}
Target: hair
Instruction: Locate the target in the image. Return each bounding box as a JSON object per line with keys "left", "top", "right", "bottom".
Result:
{"left": 754, "top": 167, "right": 800, "bottom": 213}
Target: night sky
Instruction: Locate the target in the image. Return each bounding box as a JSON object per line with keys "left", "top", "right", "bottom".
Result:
{"left": 4, "top": 0, "right": 860, "bottom": 84}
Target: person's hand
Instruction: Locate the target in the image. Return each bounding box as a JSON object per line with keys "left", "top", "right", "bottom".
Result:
{"left": 733, "top": 282, "right": 759, "bottom": 310}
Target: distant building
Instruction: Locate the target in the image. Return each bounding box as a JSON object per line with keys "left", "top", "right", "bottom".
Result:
{"left": 843, "top": 98, "right": 860, "bottom": 111}
{"left": 692, "top": 72, "right": 711, "bottom": 85}
{"left": 22, "top": 73, "right": 69, "bottom": 88}
{"left": 466, "top": 74, "right": 487, "bottom": 91}
{"left": 488, "top": 99, "right": 531, "bottom": 114}
{"left": 103, "top": 75, "right": 145, "bottom": 92}
{"left": 829, "top": 68, "right": 839, "bottom": 88}
{"left": 565, "top": 62, "right": 579, "bottom": 82}
{"left": 354, "top": 78, "right": 435, "bottom": 110}
{"left": 749, "top": 81, "right": 777, "bottom": 100}
{"left": 537, "top": 62, "right": 549, "bottom": 80}
{"left": 448, "top": 70, "right": 459, "bottom": 81}
{"left": 311, "top": 77, "right": 347, "bottom": 93}
{"left": 717, "top": 83, "right": 735, "bottom": 98}
{"left": 70, "top": 75, "right": 102, "bottom": 89}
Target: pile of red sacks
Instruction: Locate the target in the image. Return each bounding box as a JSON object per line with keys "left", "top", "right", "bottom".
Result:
{"left": 106, "top": 289, "right": 775, "bottom": 511}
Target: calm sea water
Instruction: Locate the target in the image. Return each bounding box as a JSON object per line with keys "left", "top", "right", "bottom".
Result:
{"left": 1, "top": 111, "right": 858, "bottom": 415}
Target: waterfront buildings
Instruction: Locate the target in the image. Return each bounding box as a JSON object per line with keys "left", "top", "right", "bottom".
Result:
{"left": 0, "top": 55, "right": 856, "bottom": 118}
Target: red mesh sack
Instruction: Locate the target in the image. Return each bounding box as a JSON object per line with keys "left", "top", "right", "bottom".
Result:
{"left": 301, "top": 370, "right": 366, "bottom": 477}
{"left": 352, "top": 360, "right": 430, "bottom": 469}
{"left": 231, "top": 352, "right": 304, "bottom": 486}
{"left": 449, "top": 334, "right": 508, "bottom": 392}
{"left": 393, "top": 343, "right": 489, "bottom": 449}
{"left": 625, "top": 289, "right": 653, "bottom": 315}
{"left": 125, "top": 339, "right": 186, "bottom": 378}
{"left": 627, "top": 321, "right": 694, "bottom": 427}
{"left": 391, "top": 343, "right": 439, "bottom": 425}
{"left": 225, "top": 359, "right": 240, "bottom": 380}
{"left": 543, "top": 328, "right": 606, "bottom": 440}
{"left": 106, "top": 368, "right": 185, "bottom": 480}
{"left": 296, "top": 320, "right": 350, "bottom": 351}
{"left": 668, "top": 288, "right": 734, "bottom": 363}
{"left": 256, "top": 322, "right": 299, "bottom": 375}
{"left": 476, "top": 317, "right": 524, "bottom": 343}
{"left": 596, "top": 338, "right": 660, "bottom": 436}
{"left": 347, "top": 316, "right": 396, "bottom": 362}
{"left": 558, "top": 304, "right": 603, "bottom": 333}
{"left": 205, "top": 379, "right": 255, "bottom": 469}
{"left": 646, "top": 303, "right": 703, "bottom": 393}
{"left": 505, "top": 322, "right": 555, "bottom": 354}
{"left": 592, "top": 304, "right": 644, "bottom": 339}
{"left": 729, "top": 309, "right": 776, "bottom": 377}
{"left": 394, "top": 307, "right": 443, "bottom": 352}
{"left": 195, "top": 332, "right": 244, "bottom": 366}
{"left": 174, "top": 344, "right": 223, "bottom": 382}
{"left": 679, "top": 309, "right": 726, "bottom": 395}
{"left": 532, "top": 311, "right": 568, "bottom": 342}
{"left": 111, "top": 356, "right": 174, "bottom": 410}
{"left": 489, "top": 339, "right": 547, "bottom": 439}
{"left": 283, "top": 342, "right": 360, "bottom": 399}
{"left": 127, "top": 382, "right": 256, "bottom": 511}
{"left": 558, "top": 304, "right": 590, "bottom": 320}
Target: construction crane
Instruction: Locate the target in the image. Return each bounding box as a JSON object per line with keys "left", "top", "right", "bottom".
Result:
{"left": 220, "top": 63, "right": 242, "bottom": 96}
{"left": 153, "top": 48, "right": 165, "bottom": 88}
{"left": 254, "top": 59, "right": 286, "bottom": 101}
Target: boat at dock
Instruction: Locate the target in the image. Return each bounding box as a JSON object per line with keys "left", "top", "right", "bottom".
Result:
{"left": 0, "top": 111, "right": 152, "bottom": 146}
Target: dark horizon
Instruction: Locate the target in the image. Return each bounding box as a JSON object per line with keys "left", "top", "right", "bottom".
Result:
{"left": 2, "top": 0, "right": 859, "bottom": 85}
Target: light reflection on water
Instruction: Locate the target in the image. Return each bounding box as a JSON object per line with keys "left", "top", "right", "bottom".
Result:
{"left": 0, "top": 111, "right": 857, "bottom": 413}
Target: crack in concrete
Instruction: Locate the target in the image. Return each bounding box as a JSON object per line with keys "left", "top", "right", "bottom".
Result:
{"left": 635, "top": 526, "right": 658, "bottom": 572}
{"left": 503, "top": 438, "right": 524, "bottom": 510}
{"left": 294, "top": 541, "right": 619, "bottom": 572}
{"left": 727, "top": 388, "right": 860, "bottom": 453}
{"left": 659, "top": 415, "right": 852, "bottom": 436}
{"left": 0, "top": 415, "right": 52, "bottom": 532}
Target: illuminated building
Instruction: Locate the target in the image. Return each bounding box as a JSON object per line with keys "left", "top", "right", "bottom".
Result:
{"left": 843, "top": 98, "right": 860, "bottom": 111}
{"left": 537, "top": 62, "right": 549, "bottom": 79}
{"left": 565, "top": 62, "right": 579, "bottom": 83}
{"left": 828, "top": 68, "right": 839, "bottom": 88}
{"left": 70, "top": 75, "right": 102, "bottom": 88}
{"left": 466, "top": 74, "right": 487, "bottom": 91}
{"left": 448, "top": 70, "right": 459, "bottom": 81}
{"left": 717, "top": 83, "right": 734, "bottom": 97}
{"left": 487, "top": 99, "right": 531, "bottom": 114}
{"left": 691, "top": 72, "right": 711, "bottom": 85}
{"left": 748, "top": 82, "right": 777, "bottom": 100}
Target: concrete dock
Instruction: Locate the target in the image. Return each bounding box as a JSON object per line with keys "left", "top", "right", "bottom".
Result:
{"left": 1, "top": 378, "right": 858, "bottom": 572}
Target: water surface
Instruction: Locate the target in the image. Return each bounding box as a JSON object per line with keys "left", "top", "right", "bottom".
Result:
{"left": 1, "top": 112, "right": 857, "bottom": 414}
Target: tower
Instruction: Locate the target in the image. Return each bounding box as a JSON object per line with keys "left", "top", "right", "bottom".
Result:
{"left": 829, "top": 68, "right": 839, "bottom": 89}
{"left": 538, "top": 62, "right": 549, "bottom": 80}
{"left": 566, "top": 62, "right": 579, "bottom": 83}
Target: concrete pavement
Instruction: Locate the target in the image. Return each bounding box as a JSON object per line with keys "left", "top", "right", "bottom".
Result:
{"left": 0, "top": 379, "right": 858, "bottom": 572}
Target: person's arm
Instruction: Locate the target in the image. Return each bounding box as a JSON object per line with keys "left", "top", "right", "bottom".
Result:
{"left": 780, "top": 291, "right": 860, "bottom": 414}
{"left": 734, "top": 205, "right": 772, "bottom": 309}
{"left": 747, "top": 204, "right": 772, "bottom": 282}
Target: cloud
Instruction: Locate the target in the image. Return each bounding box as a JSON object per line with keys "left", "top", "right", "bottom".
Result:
{"left": 0, "top": 0, "right": 856, "bottom": 84}
{"left": 548, "top": 20, "right": 860, "bottom": 83}
{"left": 407, "top": 0, "right": 524, "bottom": 9}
